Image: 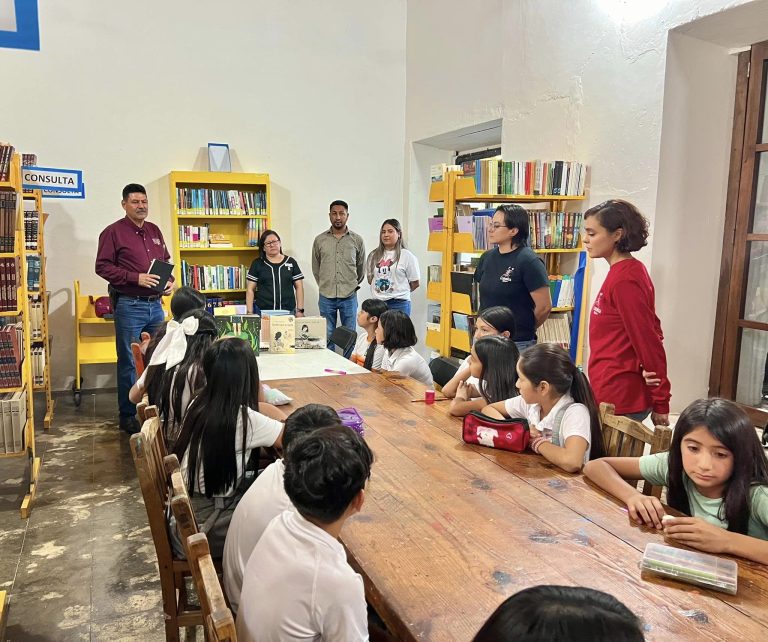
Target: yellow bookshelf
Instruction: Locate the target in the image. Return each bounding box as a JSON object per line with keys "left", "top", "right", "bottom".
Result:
{"left": 169, "top": 171, "right": 271, "bottom": 299}
{"left": 427, "top": 171, "right": 589, "bottom": 364}
{"left": 0, "top": 151, "right": 39, "bottom": 518}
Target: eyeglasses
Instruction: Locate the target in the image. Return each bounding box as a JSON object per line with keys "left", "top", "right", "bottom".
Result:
{"left": 490, "top": 223, "right": 508, "bottom": 230}
{"left": 263, "top": 240, "right": 280, "bottom": 246}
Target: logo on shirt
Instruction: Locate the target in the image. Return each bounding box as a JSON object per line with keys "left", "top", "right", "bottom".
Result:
{"left": 593, "top": 292, "right": 603, "bottom": 315}
{"left": 500, "top": 267, "right": 514, "bottom": 283}
{"left": 285, "top": 263, "right": 293, "bottom": 270}
{"left": 152, "top": 238, "right": 162, "bottom": 246}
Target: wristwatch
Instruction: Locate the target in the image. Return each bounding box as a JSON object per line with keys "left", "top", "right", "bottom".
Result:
{"left": 296, "top": 308, "right": 305, "bottom": 313}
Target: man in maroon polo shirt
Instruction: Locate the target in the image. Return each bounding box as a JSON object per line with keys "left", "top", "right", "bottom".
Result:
{"left": 95, "top": 183, "right": 173, "bottom": 434}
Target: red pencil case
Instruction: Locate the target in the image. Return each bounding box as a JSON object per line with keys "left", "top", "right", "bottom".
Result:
{"left": 462, "top": 412, "right": 530, "bottom": 452}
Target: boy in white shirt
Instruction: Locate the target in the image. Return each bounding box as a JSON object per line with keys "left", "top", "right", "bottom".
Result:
{"left": 223, "top": 403, "right": 342, "bottom": 614}
{"left": 236, "top": 425, "right": 374, "bottom": 642}
{"left": 350, "top": 299, "right": 387, "bottom": 370}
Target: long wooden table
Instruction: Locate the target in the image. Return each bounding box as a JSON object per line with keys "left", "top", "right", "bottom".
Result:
{"left": 267, "top": 372, "right": 768, "bottom": 642}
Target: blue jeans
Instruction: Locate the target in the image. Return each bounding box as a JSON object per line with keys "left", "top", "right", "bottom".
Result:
{"left": 385, "top": 298, "right": 411, "bottom": 315}
{"left": 623, "top": 409, "right": 651, "bottom": 422}
{"left": 318, "top": 293, "right": 357, "bottom": 358}
{"left": 515, "top": 339, "right": 537, "bottom": 353}
{"left": 114, "top": 296, "right": 165, "bottom": 418}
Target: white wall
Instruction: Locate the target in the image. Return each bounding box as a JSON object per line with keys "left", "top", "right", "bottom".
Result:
{"left": 405, "top": 0, "right": 765, "bottom": 412}
{"left": 1, "top": 0, "right": 407, "bottom": 392}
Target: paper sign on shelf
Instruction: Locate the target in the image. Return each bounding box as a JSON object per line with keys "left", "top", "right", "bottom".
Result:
{"left": 22, "top": 166, "right": 83, "bottom": 192}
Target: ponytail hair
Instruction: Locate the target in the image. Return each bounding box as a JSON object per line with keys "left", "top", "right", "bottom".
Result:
{"left": 361, "top": 299, "right": 387, "bottom": 370}
{"left": 517, "top": 344, "right": 605, "bottom": 459}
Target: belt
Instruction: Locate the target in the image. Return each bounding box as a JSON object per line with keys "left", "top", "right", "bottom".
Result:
{"left": 117, "top": 293, "right": 161, "bottom": 302}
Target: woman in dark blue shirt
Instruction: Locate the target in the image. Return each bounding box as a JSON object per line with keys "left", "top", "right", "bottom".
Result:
{"left": 246, "top": 229, "right": 305, "bottom": 316}
{"left": 474, "top": 205, "right": 551, "bottom": 352}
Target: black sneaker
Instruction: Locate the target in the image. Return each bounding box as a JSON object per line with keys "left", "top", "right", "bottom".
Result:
{"left": 119, "top": 416, "right": 141, "bottom": 435}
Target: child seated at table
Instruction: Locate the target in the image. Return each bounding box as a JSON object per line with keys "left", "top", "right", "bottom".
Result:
{"left": 171, "top": 337, "right": 287, "bottom": 557}
{"left": 443, "top": 305, "right": 516, "bottom": 399}
{"left": 376, "top": 309, "right": 434, "bottom": 387}
{"left": 472, "top": 585, "right": 644, "bottom": 642}
{"left": 141, "top": 286, "right": 207, "bottom": 360}
{"left": 129, "top": 309, "right": 217, "bottom": 447}
{"left": 236, "top": 425, "right": 374, "bottom": 642}
{"left": 223, "top": 404, "right": 343, "bottom": 614}
{"left": 482, "top": 343, "right": 605, "bottom": 473}
{"left": 584, "top": 398, "right": 768, "bottom": 564}
{"left": 449, "top": 335, "right": 519, "bottom": 417}
{"left": 350, "top": 298, "right": 388, "bottom": 370}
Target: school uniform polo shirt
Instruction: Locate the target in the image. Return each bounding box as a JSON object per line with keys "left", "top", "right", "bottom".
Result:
{"left": 236, "top": 510, "right": 369, "bottom": 642}
{"left": 95, "top": 216, "right": 171, "bottom": 296}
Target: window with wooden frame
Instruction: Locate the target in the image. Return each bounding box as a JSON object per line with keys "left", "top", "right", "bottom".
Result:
{"left": 710, "top": 41, "right": 768, "bottom": 427}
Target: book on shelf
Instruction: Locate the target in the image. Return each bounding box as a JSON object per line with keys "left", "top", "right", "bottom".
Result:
{"left": 214, "top": 314, "right": 261, "bottom": 354}
{"left": 295, "top": 316, "right": 326, "bottom": 349}
{"left": 204, "top": 296, "right": 246, "bottom": 315}
{"left": 537, "top": 313, "right": 571, "bottom": 350}
{"left": 0, "top": 388, "right": 26, "bottom": 453}
{"left": 549, "top": 274, "right": 575, "bottom": 308}
{"left": 0, "top": 192, "right": 18, "bottom": 252}
{"left": 26, "top": 255, "right": 41, "bottom": 291}
{"left": 0, "top": 322, "right": 23, "bottom": 388}
{"left": 427, "top": 303, "right": 441, "bottom": 325}
{"left": 426, "top": 322, "right": 440, "bottom": 333}
{"left": 428, "top": 217, "right": 444, "bottom": 233}
{"left": 175, "top": 187, "right": 267, "bottom": 216}
{"left": 472, "top": 209, "right": 494, "bottom": 250}
{"left": 427, "top": 265, "right": 442, "bottom": 282}
{"left": 21, "top": 153, "right": 37, "bottom": 193}
{"left": 32, "top": 345, "right": 45, "bottom": 386}
{"left": 180, "top": 261, "right": 247, "bottom": 291}
{"left": 0, "top": 145, "right": 15, "bottom": 182}
{"left": 0, "top": 258, "right": 19, "bottom": 312}
{"left": 430, "top": 164, "right": 461, "bottom": 183}
{"left": 29, "top": 298, "right": 43, "bottom": 340}
{"left": 23, "top": 200, "right": 39, "bottom": 250}
{"left": 466, "top": 158, "right": 587, "bottom": 197}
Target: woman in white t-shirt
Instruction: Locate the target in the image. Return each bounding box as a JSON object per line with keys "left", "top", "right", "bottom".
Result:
{"left": 367, "top": 219, "right": 420, "bottom": 315}
{"left": 376, "top": 310, "right": 434, "bottom": 387}
{"left": 172, "top": 337, "right": 286, "bottom": 557}
{"left": 483, "top": 343, "right": 605, "bottom": 473}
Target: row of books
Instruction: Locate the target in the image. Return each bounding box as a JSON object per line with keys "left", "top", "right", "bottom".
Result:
{"left": 0, "top": 145, "right": 15, "bottom": 182}
{"left": 27, "top": 255, "right": 41, "bottom": 291}
{"left": 427, "top": 265, "right": 442, "bottom": 282}
{"left": 0, "top": 258, "right": 19, "bottom": 312}
{"left": 0, "top": 323, "right": 23, "bottom": 388}
{"left": 179, "top": 261, "right": 248, "bottom": 292}
{"left": 0, "top": 193, "right": 17, "bottom": 253}
{"left": 31, "top": 345, "right": 46, "bottom": 386}
{"left": 0, "top": 388, "right": 27, "bottom": 454}
{"left": 29, "top": 298, "right": 44, "bottom": 341}
{"left": 175, "top": 188, "right": 267, "bottom": 216}
{"left": 24, "top": 207, "right": 39, "bottom": 251}
{"left": 212, "top": 310, "right": 327, "bottom": 353}
{"left": 462, "top": 158, "right": 588, "bottom": 197}
{"left": 529, "top": 211, "right": 583, "bottom": 250}
{"left": 550, "top": 274, "right": 576, "bottom": 308}
{"left": 537, "top": 313, "right": 572, "bottom": 350}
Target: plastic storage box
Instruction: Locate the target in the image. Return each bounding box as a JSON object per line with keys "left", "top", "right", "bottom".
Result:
{"left": 641, "top": 543, "right": 738, "bottom": 595}
{"left": 337, "top": 407, "right": 364, "bottom": 437}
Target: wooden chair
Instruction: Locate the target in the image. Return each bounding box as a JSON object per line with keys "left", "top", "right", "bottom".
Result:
{"left": 130, "top": 415, "right": 202, "bottom": 641}
{"left": 187, "top": 533, "right": 237, "bottom": 642}
{"left": 599, "top": 402, "right": 673, "bottom": 498}
{"left": 169, "top": 470, "right": 200, "bottom": 558}
{"left": 131, "top": 341, "right": 146, "bottom": 377}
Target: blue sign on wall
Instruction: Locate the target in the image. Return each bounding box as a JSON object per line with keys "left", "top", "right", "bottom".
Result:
{"left": 0, "top": 0, "right": 40, "bottom": 51}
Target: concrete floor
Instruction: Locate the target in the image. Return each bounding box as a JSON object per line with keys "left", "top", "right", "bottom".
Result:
{"left": 0, "top": 391, "right": 178, "bottom": 642}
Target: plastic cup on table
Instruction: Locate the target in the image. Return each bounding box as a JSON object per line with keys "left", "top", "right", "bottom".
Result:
{"left": 425, "top": 389, "right": 436, "bottom": 405}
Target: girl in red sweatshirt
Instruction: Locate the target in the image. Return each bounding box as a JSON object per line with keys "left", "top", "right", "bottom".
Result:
{"left": 583, "top": 200, "right": 671, "bottom": 426}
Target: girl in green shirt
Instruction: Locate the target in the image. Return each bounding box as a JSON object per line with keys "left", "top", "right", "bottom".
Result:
{"left": 584, "top": 398, "right": 768, "bottom": 564}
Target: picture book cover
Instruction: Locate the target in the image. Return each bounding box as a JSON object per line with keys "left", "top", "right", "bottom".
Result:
{"left": 295, "top": 316, "right": 326, "bottom": 349}
{"left": 270, "top": 315, "right": 295, "bottom": 353}
{"left": 214, "top": 315, "right": 261, "bottom": 354}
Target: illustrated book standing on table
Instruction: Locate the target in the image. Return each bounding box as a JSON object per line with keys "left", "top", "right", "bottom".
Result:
{"left": 295, "top": 316, "right": 326, "bottom": 349}
{"left": 214, "top": 315, "right": 261, "bottom": 354}
{"left": 269, "top": 315, "right": 295, "bottom": 353}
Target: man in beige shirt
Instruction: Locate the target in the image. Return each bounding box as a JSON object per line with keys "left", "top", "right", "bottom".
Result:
{"left": 311, "top": 200, "right": 365, "bottom": 356}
